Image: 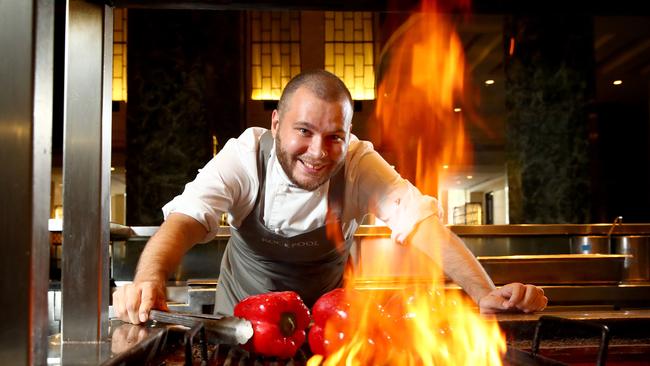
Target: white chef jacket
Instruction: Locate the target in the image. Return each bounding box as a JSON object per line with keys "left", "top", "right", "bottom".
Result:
{"left": 163, "top": 127, "right": 441, "bottom": 244}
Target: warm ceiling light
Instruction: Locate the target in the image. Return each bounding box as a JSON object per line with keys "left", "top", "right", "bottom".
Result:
{"left": 484, "top": 79, "right": 495, "bottom": 85}
{"left": 111, "top": 167, "right": 116, "bottom": 171}
{"left": 466, "top": 175, "right": 473, "bottom": 179}
{"left": 443, "top": 164, "right": 449, "bottom": 169}
{"left": 613, "top": 80, "right": 623, "bottom": 85}
{"left": 453, "top": 107, "right": 462, "bottom": 113}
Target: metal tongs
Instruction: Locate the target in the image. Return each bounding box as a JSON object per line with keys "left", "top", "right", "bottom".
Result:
{"left": 149, "top": 310, "right": 253, "bottom": 345}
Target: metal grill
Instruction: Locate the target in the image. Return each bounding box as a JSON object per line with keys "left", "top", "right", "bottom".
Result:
{"left": 104, "top": 315, "right": 626, "bottom": 366}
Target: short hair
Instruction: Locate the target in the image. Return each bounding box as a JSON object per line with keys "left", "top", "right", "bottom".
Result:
{"left": 277, "top": 69, "right": 353, "bottom": 123}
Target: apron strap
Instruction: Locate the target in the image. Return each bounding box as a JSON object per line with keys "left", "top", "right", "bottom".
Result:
{"left": 255, "top": 130, "right": 275, "bottom": 216}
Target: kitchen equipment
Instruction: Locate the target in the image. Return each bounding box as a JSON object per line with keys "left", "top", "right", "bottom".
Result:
{"left": 149, "top": 310, "right": 253, "bottom": 345}
{"left": 570, "top": 236, "right": 610, "bottom": 254}
{"left": 102, "top": 311, "right": 650, "bottom": 366}
{"left": 612, "top": 235, "right": 650, "bottom": 282}
{"left": 105, "top": 318, "right": 570, "bottom": 366}
{"left": 569, "top": 216, "right": 623, "bottom": 254}
{"left": 569, "top": 216, "right": 624, "bottom": 255}
{"left": 477, "top": 254, "right": 628, "bottom": 285}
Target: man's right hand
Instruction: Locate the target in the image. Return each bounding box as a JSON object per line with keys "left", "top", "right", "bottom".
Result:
{"left": 113, "top": 281, "right": 169, "bottom": 324}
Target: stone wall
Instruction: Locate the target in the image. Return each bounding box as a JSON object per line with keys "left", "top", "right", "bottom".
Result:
{"left": 504, "top": 15, "right": 594, "bottom": 223}
{"left": 126, "top": 10, "right": 243, "bottom": 225}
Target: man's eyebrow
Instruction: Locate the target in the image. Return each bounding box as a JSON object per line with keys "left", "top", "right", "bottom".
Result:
{"left": 293, "top": 121, "right": 346, "bottom": 134}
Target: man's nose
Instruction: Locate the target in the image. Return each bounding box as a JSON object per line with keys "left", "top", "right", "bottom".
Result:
{"left": 308, "top": 136, "right": 327, "bottom": 158}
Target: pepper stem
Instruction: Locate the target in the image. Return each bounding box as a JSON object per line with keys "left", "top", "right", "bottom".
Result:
{"left": 279, "top": 312, "right": 296, "bottom": 336}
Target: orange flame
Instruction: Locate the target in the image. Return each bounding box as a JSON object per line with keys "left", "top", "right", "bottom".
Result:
{"left": 313, "top": 0, "right": 506, "bottom": 364}
{"left": 375, "top": 0, "right": 474, "bottom": 197}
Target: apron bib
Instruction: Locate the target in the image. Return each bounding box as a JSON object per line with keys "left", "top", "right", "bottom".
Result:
{"left": 214, "top": 131, "right": 353, "bottom": 315}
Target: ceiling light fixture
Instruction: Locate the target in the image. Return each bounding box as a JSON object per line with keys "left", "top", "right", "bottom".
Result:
{"left": 485, "top": 79, "right": 495, "bottom": 85}
{"left": 443, "top": 165, "right": 449, "bottom": 169}
{"left": 453, "top": 107, "right": 462, "bottom": 113}
{"left": 466, "top": 175, "right": 473, "bottom": 179}
{"left": 613, "top": 80, "right": 623, "bottom": 85}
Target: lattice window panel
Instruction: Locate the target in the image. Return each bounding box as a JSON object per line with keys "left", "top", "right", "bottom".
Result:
{"left": 112, "top": 8, "right": 127, "bottom": 101}
{"left": 250, "top": 11, "right": 301, "bottom": 100}
{"left": 324, "top": 12, "right": 375, "bottom": 100}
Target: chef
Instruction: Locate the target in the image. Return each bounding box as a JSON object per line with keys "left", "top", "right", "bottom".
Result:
{"left": 113, "top": 70, "right": 547, "bottom": 324}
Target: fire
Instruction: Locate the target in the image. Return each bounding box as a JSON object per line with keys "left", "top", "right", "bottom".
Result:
{"left": 308, "top": 245, "right": 506, "bottom": 365}
{"left": 311, "top": 0, "right": 506, "bottom": 364}
{"left": 375, "top": 0, "right": 474, "bottom": 197}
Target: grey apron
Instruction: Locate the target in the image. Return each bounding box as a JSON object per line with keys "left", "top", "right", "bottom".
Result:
{"left": 214, "top": 131, "right": 354, "bottom": 315}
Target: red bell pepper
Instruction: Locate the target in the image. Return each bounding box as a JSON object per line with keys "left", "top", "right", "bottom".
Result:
{"left": 308, "top": 288, "right": 350, "bottom": 356}
{"left": 309, "top": 289, "right": 398, "bottom": 359}
{"left": 234, "top": 291, "right": 310, "bottom": 359}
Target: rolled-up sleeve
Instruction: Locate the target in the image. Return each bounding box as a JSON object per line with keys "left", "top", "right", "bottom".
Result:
{"left": 349, "top": 141, "right": 443, "bottom": 244}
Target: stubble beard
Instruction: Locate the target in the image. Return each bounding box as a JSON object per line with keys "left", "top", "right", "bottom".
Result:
{"left": 275, "top": 133, "right": 340, "bottom": 191}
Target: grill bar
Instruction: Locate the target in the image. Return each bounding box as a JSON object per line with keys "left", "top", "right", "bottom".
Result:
{"left": 532, "top": 315, "right": 610, "bottom": 366}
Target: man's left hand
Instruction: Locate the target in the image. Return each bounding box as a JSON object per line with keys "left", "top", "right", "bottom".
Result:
{"left": 478, "top": 283, "right": 548, "bottom": 314}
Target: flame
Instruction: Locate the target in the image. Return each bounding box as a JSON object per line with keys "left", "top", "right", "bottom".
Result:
{"left": 326, "top": 205, "right": 346, "bottom": 254}
{"left": 313, "top": 0, "right": 506, "bottom": 364}
{"left": 375, "top": 0, "right": 474, "bottom": 197}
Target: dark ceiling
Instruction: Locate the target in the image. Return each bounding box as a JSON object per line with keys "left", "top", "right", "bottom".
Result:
{"left": 114, "top": 0, "right": 650, "bottom": 15}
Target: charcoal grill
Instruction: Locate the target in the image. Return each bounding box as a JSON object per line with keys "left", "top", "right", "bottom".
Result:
{"left": 103, "top": 314, "right": 624, "bottom": 366}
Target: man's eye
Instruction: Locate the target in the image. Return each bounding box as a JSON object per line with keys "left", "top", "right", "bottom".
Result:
{"left": 297, "top": 128, "right": 310, "bottom": 135}
{"left": 331, "top": 135, "right": 344, "bottom": 142}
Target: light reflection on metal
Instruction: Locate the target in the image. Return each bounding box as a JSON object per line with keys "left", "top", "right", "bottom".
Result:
{"left": 0, "top": 0, "right": 53, "bottom": 363}
{"left": 61, "top": 0, "right": 112, "bottom": 344}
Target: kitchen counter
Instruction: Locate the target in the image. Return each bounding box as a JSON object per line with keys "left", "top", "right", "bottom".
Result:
{"left": 497, "top": 307, "right": 650, "bottom": 342}
{"left": 497, "top": 307, "right": 650, "bottom": 322}
{"left": 497, "top": 307, "right": 650, "bottom": 364}
{"left": 98, "top": 223, "right": 650, "bottom": 239}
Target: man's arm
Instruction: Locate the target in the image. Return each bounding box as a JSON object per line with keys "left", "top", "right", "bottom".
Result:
{"left": 113, "top": 213, "right": 207, "bottom": 324}
{"left": 409, "top": 215, "right": 547, "bottom": 313}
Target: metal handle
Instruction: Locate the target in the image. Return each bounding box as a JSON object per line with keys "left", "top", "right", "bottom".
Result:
{"left": 532, "top": 315, "right": 610, "bottom": 366}
{"left": 149, "top": 310, "right": 253, "bottom": 346}
{"left": 607, "top": 216, "right": 623, "bottom": 238}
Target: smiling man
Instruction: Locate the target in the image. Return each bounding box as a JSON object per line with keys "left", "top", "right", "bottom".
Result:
{"left": 113, "top": 70, "right": 547, "bottom": 323}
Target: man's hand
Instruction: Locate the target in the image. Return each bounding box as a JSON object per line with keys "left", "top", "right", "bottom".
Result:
{"left": 112, "top": 213, "right": 207, "bottom": 324}
{"left": 113, "top": 280, "right": 169, "bottom": 324}
{"left": 478, "top": 283, "right": 547, "bottom": 314}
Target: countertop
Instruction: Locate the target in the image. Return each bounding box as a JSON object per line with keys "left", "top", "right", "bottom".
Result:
{"left": 47, "top": 220, "right": 650, "bottom": 238}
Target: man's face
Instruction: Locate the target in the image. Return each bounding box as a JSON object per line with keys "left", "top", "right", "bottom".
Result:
{"left": 271, "top": 87, "right": 352, "bottom": 191}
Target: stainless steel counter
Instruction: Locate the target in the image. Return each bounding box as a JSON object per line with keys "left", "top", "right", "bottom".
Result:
{"left": 106, "top": 223, "right": 650, "bottom": 239}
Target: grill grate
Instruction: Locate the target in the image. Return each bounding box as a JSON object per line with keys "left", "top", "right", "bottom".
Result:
{"left": 106, "top": 315, "right": 625, "bottom": 366}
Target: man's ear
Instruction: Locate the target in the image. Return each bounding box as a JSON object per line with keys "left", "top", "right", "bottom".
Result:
{"left": 271, "top": 110, "right": 280, "bottom": 138}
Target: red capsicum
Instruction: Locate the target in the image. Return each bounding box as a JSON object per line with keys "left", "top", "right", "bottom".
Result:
{"left": 308, "top": 288, "right": 350, "bottom": 356}
{"left": 234, "top": 291, "right": 310, "bottom": 359}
